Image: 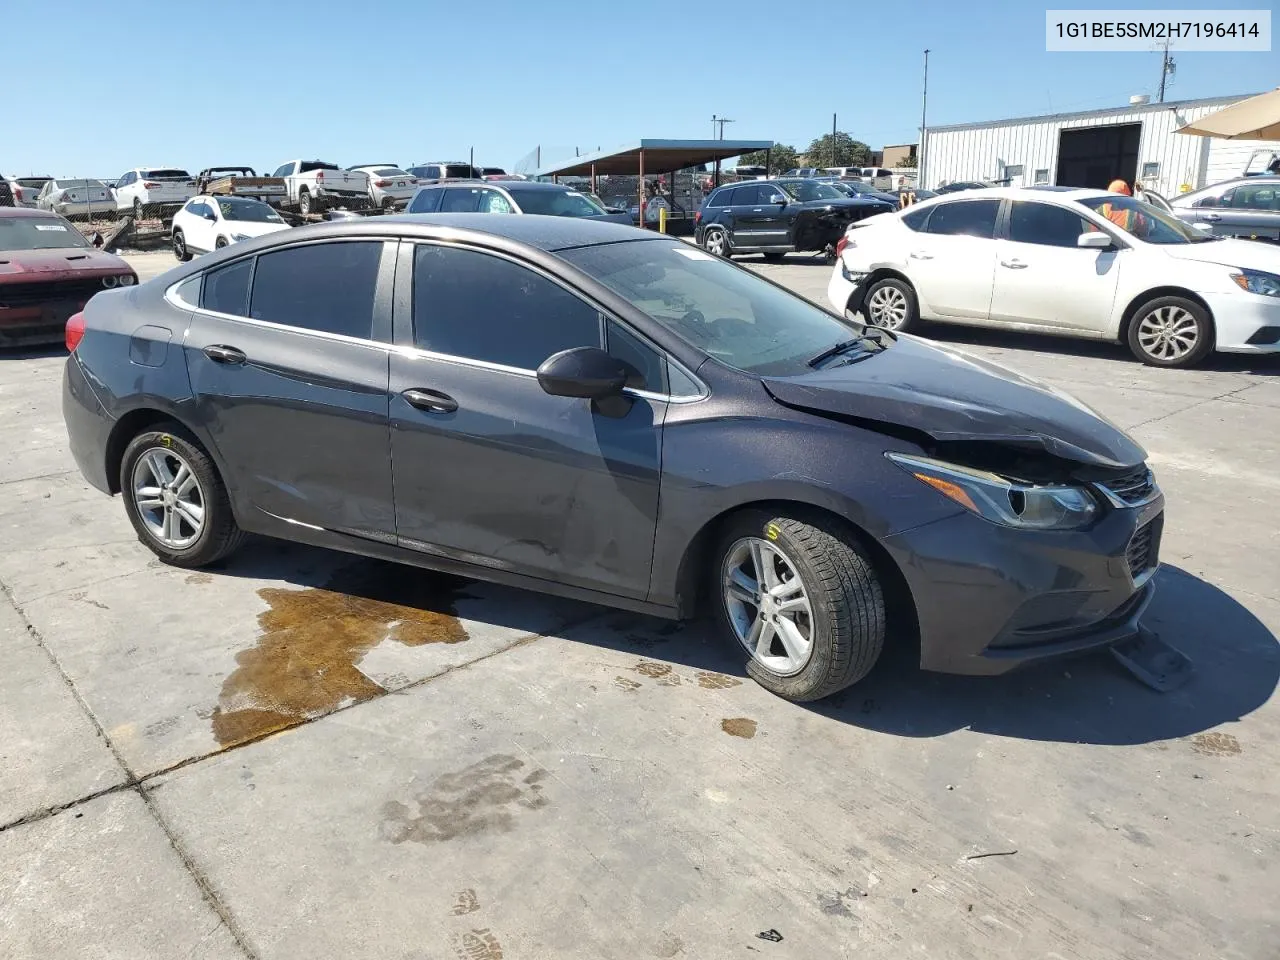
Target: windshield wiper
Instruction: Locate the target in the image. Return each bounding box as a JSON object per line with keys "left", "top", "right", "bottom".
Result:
{"left": 806, "top": 333, "right": 888, "bottom": 368}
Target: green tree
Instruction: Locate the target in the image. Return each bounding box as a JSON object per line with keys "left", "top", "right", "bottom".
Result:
{"left": 736, "top": 144, "right": 800, "bottom": 175}
{"left": 805, "top": 132, "right": 872, "bottom": 169}
{"left": 895, "top": 153, "right": 917, "bottom": 169}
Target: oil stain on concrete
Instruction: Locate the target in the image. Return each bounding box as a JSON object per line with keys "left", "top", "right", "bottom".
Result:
{"left": 210, "top": 562, "right": 470, "bottom": 747}
{"left": 452, "top": 928, "right": 503, "bottom": 960}
{"left": 721, "top": 718, "right": 758, "bottom": 739}
{"left": 381, "top": 754, "right": 549, "bottom": 844}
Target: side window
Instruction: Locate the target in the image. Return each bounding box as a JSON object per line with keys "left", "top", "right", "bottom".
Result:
{"left": 201, "top": 258, "right": 252, "bottom": 316}
{"left": 409, "top": 188, "right": 442, "bottom": 214}
{"left": 734, "top": 184, "right": 762, "bottom": 205}
{"left": 412, "top": 245, "right": 602, "bottom": 369}
{"left": 605, "top": 320, "right": 666, "bottom": 392}
{"left": 272, "top": 164, "right": 291, "bottom": 178}
{"left": 249, "top": 241, "right": 382, "bottom": 339}
{"left": 1230, "top": 185, "right": 1278, "bottom": 210}
{"left": 709, "top": 187, "right": 736, "bottom": 207}
{"left": 901, "top": 205, "right": 932, "bottom": 231}
{"left": 1007, "top": 201, "right": 1092, "bottom": 247}
{"left": 174, "top": 275, "right": 201, "bottom": 307}
{"left": 438, "top": 188, "right": 481, "bottom": 213}
{"left": 477, "top": 189, "right": 514, "bottom": 214}
{"left": 925, "top": 200, "right": 1000, "bottom": 238}
{"left": 426, "top": 165, "right": 442, "bottom": 180}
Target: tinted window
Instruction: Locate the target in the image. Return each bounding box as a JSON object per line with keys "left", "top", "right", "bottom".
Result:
{"left": 438, "top": 188, "right": 481, "bottom": 213}
{"left": 606, "top": 320, "right": 665, "bottom": 392}
{"left": 708, "top": 187, "right": 736, "bottom": 207}
{"left": 142, "top": 169, "right": 191, "bottom": 180}
{"left": 505, "top": 187, "right": 604, "bottom": 217}
{"left": 1008, "top": 201, "right": 1092, "bottom": 247}
{"left": 249, "top": 241, "right": 381, "bottom": 338}
{"left": 413, "top": 245, "right": 602, "bottom": 369}
{"left": 733, "top": 184, "right": 763, "bottom": 205}
{"left": 1229, "top": 185, "right": 1279, "bottom": 210}
{"left": 408, "top": 188, "right": 442, "bottom": 213}
{"left": 202, "top": 258, "right": 252, "bottom": 316}
{"left": 901, "top": 206, "right": 931, "bottom": 231}
{"left": 477, "top": 189, "right": 514, "bottom": 214}
{"left": 926, "top": 200, "right": 999, "bottom": 238}
{"left": 299, "top": 161, "right": 340, "bottom": 174}
{"left": 174, "top": 275, "right": 201, "bottom": 307}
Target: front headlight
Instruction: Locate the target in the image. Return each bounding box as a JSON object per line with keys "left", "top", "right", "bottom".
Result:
{"left": 230, "top": 233, "right": 250, "bottom": 243}
{"left": 886, "top": 453, "right": 1097, "bottom": 530}
{"left": 1231, "top": 268, "right": 1280, "bottom": 297}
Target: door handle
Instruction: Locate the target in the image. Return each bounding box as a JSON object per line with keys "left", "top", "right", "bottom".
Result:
{"left": 752, "top": 208, "right": 763, "bottom": 212}
{"left": 1201, "top": 213, "right": 1222, "bottom": 222}
{"left": 401, "top": 388, "right": 458, "bottom": 414}
{"left": 1000, "top": 259, "right": 1028, "bottom": 269}
{"left": 203, "top": 344, "right": 246, "bottom": 364}
{"left": 908, "top": 251, "right": 933, "bottom": 260}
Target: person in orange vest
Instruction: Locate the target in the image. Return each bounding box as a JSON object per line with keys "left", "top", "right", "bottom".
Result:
{"left": 1098, "top": 179, "right": 1146, "bottom": 234}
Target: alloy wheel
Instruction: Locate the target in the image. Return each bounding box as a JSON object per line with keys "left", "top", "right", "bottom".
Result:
{"left": 866, "top": 285, "right": 908, "bottom": 329}
{"left": 722, "top": 537, "right": 815, "bottom": 676}
{"left": 705, "top": 230, "right": 727, "bottom": 256}
{"left": 1136, "top": 305, "right": 1199, "bottom": 362}
{"left": 132, "top": 448, "right": 206, "bottom": 549}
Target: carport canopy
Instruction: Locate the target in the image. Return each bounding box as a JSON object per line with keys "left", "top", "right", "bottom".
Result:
{"left": 535, "top": 139, "right": 774, "bottom": 178}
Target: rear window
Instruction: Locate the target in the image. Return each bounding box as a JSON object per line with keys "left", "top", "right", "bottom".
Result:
{"left": 442, "top": 164, "right": 480, "bottom": 179}
{"left": 0, "top": 216, "right": 92, "bottom": 251}
{"left": 142, "top": 169, "right": 191, "bottom": 180}
{"left": 370, "top": 168, "right": 409, "bottom": 178}
{"left": 16, "top": 178, "right": 50, "bottom": 188}
{"left": 901, "top": 206, "right": 931, "bottom": 231}
{"left": 299, "top": 161, "right": 340, "bottom": 174}
{"left": 707, "top": 187, "right": 736, "bottom": 206}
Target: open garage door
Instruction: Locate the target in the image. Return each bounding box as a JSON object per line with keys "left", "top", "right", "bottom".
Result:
{"left": 1056, "top": 123, "right": 1140, "bottom": 189}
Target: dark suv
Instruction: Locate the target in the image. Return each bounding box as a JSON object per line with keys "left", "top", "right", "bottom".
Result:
{"left": 407, "top": 162, "right": 482, "bottom": 183}
{"left": 696, "top": 178, "right": 894, "bottom": 260}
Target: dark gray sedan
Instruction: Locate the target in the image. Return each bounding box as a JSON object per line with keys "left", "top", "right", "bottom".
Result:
{"left": 61, "top": 216, "right": 1163, "bottom": 701}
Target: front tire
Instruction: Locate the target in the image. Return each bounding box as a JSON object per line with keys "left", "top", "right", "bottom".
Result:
{"left": 1126, "top": 295, "right": 1214, "bottom": 368}
{"left": 172, "top": 229, "right": 191, "bottom": 262}
{"left": 298, "top": 189, "right": 312, "bottom": 215}
{"left": 862, "top": 276, "right": 920, "bottom": 332}
{"left": 132, "top": 198, "right": 144, "bottom": 222}
{"left": 713, "top": 511, "right": 885, "bottom": 702}
{"left": 120, "top": 425, "right": 245, "bottom": 568}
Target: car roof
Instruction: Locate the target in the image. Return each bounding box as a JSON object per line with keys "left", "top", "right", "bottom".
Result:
{"left": 430, "top": 180, "right": 572, "bottom": 192}
{"left": 0, "top": 207, "right": 66, "bottom": 218}
{"left": 352, "top": 213, "right": 657, "bottom": 251}
{"left": 922, "top": 185, "right": 1112, "bottom": 202}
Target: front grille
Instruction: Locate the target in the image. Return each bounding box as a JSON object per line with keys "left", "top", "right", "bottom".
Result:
{"left": 1126, "top": 519, "right": 1159, "bottom": 580}
{"left": 0, "top": 278, "right": 105, "bottom": 308}
{"left": 1097, "top": 467, "right": 1156, "bottom": 505}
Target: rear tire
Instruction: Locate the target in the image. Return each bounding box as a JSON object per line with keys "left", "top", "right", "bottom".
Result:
{"left": 702, "top": 227, "right": 730, "bottom": 258}
{"left": 862, "top": 276, "right": 920, "bottom": 333}
{"left": 214, "top": 236, "right": 228, "bottom": 249}
{"left": 132, "top": 198, "right": 144, "bottom": 222}
{"left": 120, "top": 424, "right": 245, "bottom": 569}
{"left": 1126, "top": 295, "right": 1214, "bottom": 368}
{"left": 298, "top": 189, "right": 312, "bottom": 216}
{"left": 712, "top": 510, "right": 885, "bottom": 702}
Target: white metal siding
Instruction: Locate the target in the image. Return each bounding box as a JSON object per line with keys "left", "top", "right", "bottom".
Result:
{"left": 1206, "top": 138, "right": 1279, "bottom": 183}
{"left": 921, "top": 97, "right": 1261, "bottom": 195}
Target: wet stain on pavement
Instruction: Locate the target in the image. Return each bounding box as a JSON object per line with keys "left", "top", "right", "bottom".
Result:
{"left": 450, "top": 888, "right": 481, "bottom": 916}
{"left": 210, "top": 563, "right": 470, "bottom": 747}
{"left": 185, "top": 572, "right": 213, "bottom": 585}
{"left": 613, "top": 676, "right": 643, "bottom": 692}
{"left": 380, "top": 754, "right": 549, "bottom": 844}
{"left": 697, "top": 671, "right": 742, "bottom": 690}
{"left": 721, "top": 718, "right": 758, "bottom": 739}
{"left": 1191, "top": 731, "right": 1241, "bottom": 756}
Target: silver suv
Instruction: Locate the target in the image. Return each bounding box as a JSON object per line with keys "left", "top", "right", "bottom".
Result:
{"left": 1171, "top": 175, "right": 1280, "bottom": 243}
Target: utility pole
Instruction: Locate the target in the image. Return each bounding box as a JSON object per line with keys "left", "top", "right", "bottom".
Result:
{"left": 832, "top": 112, "right": 837, "bottom": 167}
{"left": 919, "top": 48, "right": 930, "bottom": 187}
{"left": 711, "top": 115, "right": 734, "bottom": 140}
{"left": 1157, "top": 38, "right": 1175, "bottom": 102}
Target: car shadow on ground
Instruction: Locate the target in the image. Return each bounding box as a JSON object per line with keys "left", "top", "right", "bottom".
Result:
{"left": 214, "top": 542, "right": 1276, "bottom": 748}
{"left": 916, "top": 324, "right": 1280, "bottom": 376}
{"left": 0, "top": 345, "right": 67, "bottom": 361}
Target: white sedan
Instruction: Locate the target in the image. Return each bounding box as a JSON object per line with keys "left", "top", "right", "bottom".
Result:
{"left": 827, "top": 186, "right": 1280, "bottom": 367}
{"left": 348, "top": 165, "right": 419, "bottom": 211}
{"left": 171, "top": 195, "right": 290, "bottom": 260}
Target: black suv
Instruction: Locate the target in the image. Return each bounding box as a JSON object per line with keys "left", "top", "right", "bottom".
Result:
{"left": 696, "top": 178, "right": 894, "bottom": 260}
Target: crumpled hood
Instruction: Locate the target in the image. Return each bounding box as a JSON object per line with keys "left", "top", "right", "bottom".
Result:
{"left": 0, "top": 246, "right": 129, "bottom": 279}
{"left": 762, "top": 334, "right": 1146, "bottom": 470}
{"left": 1159, "top": 236, "right": 1280, "bottom": 272}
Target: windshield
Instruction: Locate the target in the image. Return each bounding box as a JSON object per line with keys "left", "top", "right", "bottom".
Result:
{"left": 507, "top": 187, "right": 605, "bottom": 217}
{"left": 0, "top": 216, "right": 92, "bottom": 251}
{"left": 217, "top": 198, "right": 283, "bottom": 223}
{"left": 142, "top": 169, "right": 191, "bottom": 180}
{"left": 779, "top": 180, "right": 844, "bottom": 202}
{"left": 560, "top": 240, "right": 871, "bottom": 376}
{"left": 1077, "top": 195, "right": 1209, "bottom": 244}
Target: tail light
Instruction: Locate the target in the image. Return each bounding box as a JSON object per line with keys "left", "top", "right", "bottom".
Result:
{"left": 835, "top": 236, "right": 849, "bottom": 258}
{"left": 694, "top": 210, "right": 702, "bottom": 224}
{"left": 143, "top": 181, "right": 160, "bottom": 188}
{"left": 65, "top": 311, "right": 85, "bottom": 352}
{"left": 316, "top": 171, "right": 325, "bottom": 181}
{"left": 374, "top": 180, "right": 390, "bottom": 188}
{"left": 12, "top": 187, "right": 22, "bottom": 200}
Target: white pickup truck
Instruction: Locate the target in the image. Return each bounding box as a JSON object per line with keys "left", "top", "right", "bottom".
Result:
{"left": 269, "top": 160, "right": 370, "bottom": 215}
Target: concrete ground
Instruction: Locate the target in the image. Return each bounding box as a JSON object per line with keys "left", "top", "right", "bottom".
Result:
{"left": 1, "top": 251, "right": 1277, "bottom": 959}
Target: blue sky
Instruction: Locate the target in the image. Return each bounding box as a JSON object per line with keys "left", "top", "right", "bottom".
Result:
{"left": 2, "top": 0, "right": 1274, "bottom": 178}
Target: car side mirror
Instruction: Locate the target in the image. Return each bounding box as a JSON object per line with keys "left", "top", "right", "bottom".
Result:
{"left": 537, "top": 346, "right": 628, "bottom": 399}
{"left": 1077, "top": 232, "right": 1113, "bottom": 249}
{"left": 772, "top": 195, "right": 787, "bottom": 205}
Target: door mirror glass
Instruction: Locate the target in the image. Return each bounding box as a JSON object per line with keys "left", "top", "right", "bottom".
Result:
{"left": 537, "top": 346, "right": 629, "bottom": 400}
{"left": 1076, "top": 231, "right": 1113, "bottom": 249}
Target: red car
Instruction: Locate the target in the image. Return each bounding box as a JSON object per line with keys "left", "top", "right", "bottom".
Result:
{"left": 0, "top": 208, "right": 137, "bottom": 346}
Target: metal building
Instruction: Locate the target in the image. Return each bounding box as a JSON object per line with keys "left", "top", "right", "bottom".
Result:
{"left": 920, "top": 93, "right": 1273, "bottom": 195}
